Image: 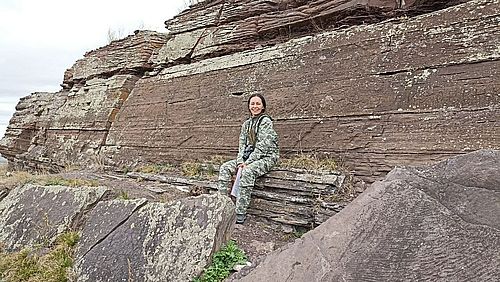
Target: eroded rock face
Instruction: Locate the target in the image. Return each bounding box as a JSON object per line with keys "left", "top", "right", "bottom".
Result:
{"left": 64, "top": 30, "right": 168, "bottom": 88}
{"left": 0, "top": 31, "right": 168, "bottom": 170}
{"left": 158, "top": 0, "right": 466, "bottom": 63}
{"left": 74, "top": 194, "right": 235, "bottom": 282}
{"left": 105, "top": 0, "right": 500, "bottom": 184}
{"left": 0, "top": 184, "right": 108, "bottom": 252}
{"left": 0, "top": 0, "right": 498, "bottom": 185}
{"left": 235, "top": 150, "right": 500, "bottom": 281}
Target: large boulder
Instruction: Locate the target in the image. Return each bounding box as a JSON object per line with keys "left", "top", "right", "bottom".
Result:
{"left": 236, "top": 149, "right": 500, "bottom": 281}
{"left": 74, "top": 194, "right": 235, "bottom": 282}
{"left": 0, "top": 184, "right": 108, "bottom": 252}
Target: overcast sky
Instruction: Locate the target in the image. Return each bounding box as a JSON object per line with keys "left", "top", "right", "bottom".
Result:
{"left": 0, "top": 0, "right": 189, "bottom": 139}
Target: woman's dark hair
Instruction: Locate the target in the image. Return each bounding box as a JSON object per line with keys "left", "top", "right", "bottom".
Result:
{"left": 247, "top": 93, "right": 266, "bottom": 113}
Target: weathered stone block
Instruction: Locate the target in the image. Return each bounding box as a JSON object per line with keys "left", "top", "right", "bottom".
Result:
{"left": 0, "top": 184, "right": 108, "bottom": 252}
{"left": 74, "top": 194, "right": 235, "bottom": 282}
{"left": 235, "top": 149, "right": 500, "bottom": 281}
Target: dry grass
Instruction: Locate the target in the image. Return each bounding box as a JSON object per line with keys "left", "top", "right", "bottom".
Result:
{"left": 181, "top": 162, "right": 216, "bottom": 180}
{"left": 136, "top": 163, "right": 176, "bottom": 174}
{"left": 0, "top": 165, "right": 99, "bottom": 190}
{"left": 0, "top": 231, "right": 80, "bottom": 282}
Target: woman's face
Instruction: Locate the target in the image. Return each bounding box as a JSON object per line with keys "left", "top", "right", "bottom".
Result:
{"left": 249, "top": 96, "right": 264, "bottom": 116}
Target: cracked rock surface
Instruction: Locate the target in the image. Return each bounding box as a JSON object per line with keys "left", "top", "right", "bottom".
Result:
{"left": 0, "top": 184, "right": 108, "bottom": 252}
{"left": 234, "top": 149, "right": 500, "bottom": 281}
{"left": 74, "top": 194, "right": 235, "bottom": 282}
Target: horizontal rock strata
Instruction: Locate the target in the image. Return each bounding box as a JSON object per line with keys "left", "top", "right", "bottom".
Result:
{"left": 0, "top": 31, "right": 168, "bottom": 170}
{"left": 0, "top": 0, "right": 498, "bottom": 186}
{"left": 105, "top": 0, "right": 500, "bottom": 184}
{"left": 235, "top": 149, "right": 500, "bottom": 281}
{"left": 127, "top": 167, "right": 347, "bottom": 227}
{"left": 159, "top": 0, "right": 465, "bottom": 63}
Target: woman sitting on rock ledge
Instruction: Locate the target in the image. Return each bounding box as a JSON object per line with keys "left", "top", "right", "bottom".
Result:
{"left": 217, "top": 94, "right": 279, "bottom": 224}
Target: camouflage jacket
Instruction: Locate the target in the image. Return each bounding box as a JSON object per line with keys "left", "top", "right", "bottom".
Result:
{"left": 236, "top": 114, "right": 279, "bottom": 165}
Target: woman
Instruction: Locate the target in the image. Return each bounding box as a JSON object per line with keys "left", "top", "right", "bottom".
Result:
{"left": 217, "top": 94, "right": 279, "bottom": 224}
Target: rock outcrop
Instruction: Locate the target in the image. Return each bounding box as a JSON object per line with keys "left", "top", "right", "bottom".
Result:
{"left": 160, "top": 0, "right": 466, "bottom": 63}
{"left": 74, "top": 194, "right": 234, "bottom": 282}
{"left": 1, "top": 0, "right": 499, "bottom": 186}
{"left": 0, "top": 184, "right": 108, "bottom": 252}
{"left": 235, "top": 149, "right": 500, "bottom": 281}
{"left": 127, "top": 167, "right": 348, "bottom": 227}
{"left": 0, "top": 183, "right": 235, "bottom": 281}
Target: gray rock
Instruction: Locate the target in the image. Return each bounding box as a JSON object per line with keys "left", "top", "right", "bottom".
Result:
{"left": 236, "top": 150, "right": 500, "bottom": 281}
{"left": 0, "top": 184, "right": 108, "bottom": 251}
{"left": 74, "top": 193, "right": 235, "bottom": 282}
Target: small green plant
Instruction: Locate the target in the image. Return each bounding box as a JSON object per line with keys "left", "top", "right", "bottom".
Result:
{"left": 119, "top": 190, "right": 130, "bottom": 200}
{"left": 0, "top": 231, "right": 80, "bottom": 282}
{"left": 292, "top": 226, "right": 309, "bottom": 238}
{"left": 193, "top": 240, "right": 247, "bottom": 282}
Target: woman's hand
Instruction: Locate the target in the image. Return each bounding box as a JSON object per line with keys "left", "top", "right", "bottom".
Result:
{"left": 238, "top": 163, "right": 247, "bottom": 168}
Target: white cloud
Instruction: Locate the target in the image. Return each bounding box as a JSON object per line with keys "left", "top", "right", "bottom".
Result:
{"left": 0, "top": 0, "right": 189, "bottom": 139}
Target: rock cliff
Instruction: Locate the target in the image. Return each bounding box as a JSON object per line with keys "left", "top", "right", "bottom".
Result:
{"left": 0, "top": 0, "right": 498, "bottom": 185}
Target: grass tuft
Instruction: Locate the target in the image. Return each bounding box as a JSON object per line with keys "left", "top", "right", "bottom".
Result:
{"left": 43, "top": 177, "right": 99, "bottom": 188}
{"left": 279, "top": 154, "right": 340, "bottom": 172}
{"left": 0, "top": 231, "right": 80, "bottom": 282}
{"left": 181, "top": 162, "right": 217, "bottom": 180}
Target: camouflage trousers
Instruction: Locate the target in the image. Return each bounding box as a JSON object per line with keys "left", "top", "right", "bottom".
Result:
{"left": 217, "top": 158, "right": 277, "bottom": 215}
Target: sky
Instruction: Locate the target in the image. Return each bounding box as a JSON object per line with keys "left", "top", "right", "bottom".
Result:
{"left": 0, "top": 0, "right": 190, "bottom": 139}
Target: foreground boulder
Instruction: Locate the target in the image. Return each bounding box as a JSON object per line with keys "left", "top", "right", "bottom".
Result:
{"left": 236, "top": 149, "right": 500, "bottom": 281}
{"left": 74, "top": 194, "right": 234, "bottom": 282}
{"left": 0, "top": 184, "right": 108, "bottom": 252}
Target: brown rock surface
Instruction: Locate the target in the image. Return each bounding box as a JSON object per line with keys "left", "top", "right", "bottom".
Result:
{"left": 105, "top": 0, "right": 500, "bottom": 184}
{"left": 234, "top": 149, "right": 500, "bottom": 281}
{"left": 0, "top": 0, "right": 498, "bottom": 187}
{"left": 159, "top": 0, "right": 466, "bottom": 62}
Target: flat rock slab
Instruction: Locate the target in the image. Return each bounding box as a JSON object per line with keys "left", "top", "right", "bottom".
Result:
{"left": 74, "top": 194, "right": 235, "bottom": 282}
{"left": 236, "top": 149, "right": 500, "bottom": 281}
{"left": 0, "top": 184, "right": 108, "bottom": 251}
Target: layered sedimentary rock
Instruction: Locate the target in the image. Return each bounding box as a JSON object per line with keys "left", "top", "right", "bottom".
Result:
{"left": 0, "top": 31, "right": 168, "bottom": 170}
{"left": 127, "top": 167, "right": 347, "bottom": 227}
{"left": 158, "top": 0, "right": 465, "bottom": 63}
{"left": 1, "top": 0, "right": 499, "bottom": 185}
{"left": 105, "top": 0, "right": 500, "bottom": 183}
{"left": 235, "top": 149, "right": 500, "bottom": 281}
